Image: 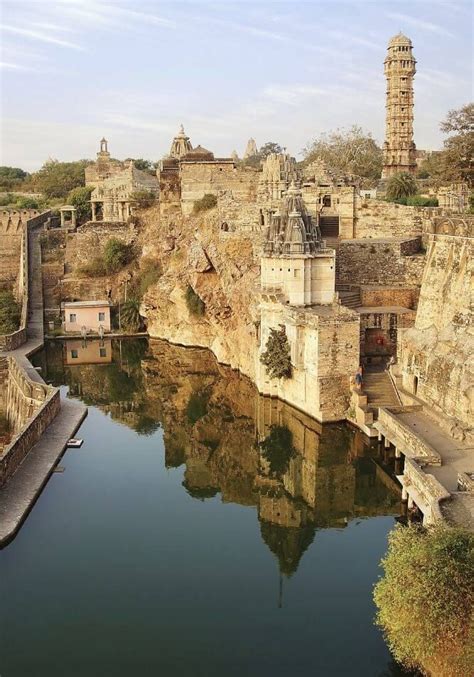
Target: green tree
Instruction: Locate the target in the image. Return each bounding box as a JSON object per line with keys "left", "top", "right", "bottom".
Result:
{"left": 385, "top": 172, "right": 418, "bottom": 201}
{"left": 32, "top": 159, "right": 90, "bottom": 198}
{"left": 130, "top": 190, "right": 156, "bottom": 209}
{"left": 15, "top": 196, "right": 39, "bottom": 209}
{"left": 374, "top": 524, "right": 474, "bottom": 677}
{"left": 0, "top": 291, "right": 21, "bottom": 334}
{"left": 67, "top": 185, "right": 94, "bottom": 223}
{"left": 260, "top": 325, "right": 292, "bottom": 379}
{"left": 103, "top": 238, "right": 134, "bottom": 273}
{"left": 303, "top": 125, "right": 383, "bottom": 181}
{"left": 130, "top": 159, "right": 155, "bottom": 174}
{"left": 120, "top": 298, "right": 141, "bottom": 332}
{"left": 0, "top": 166, "right": 28, "bottom": 191}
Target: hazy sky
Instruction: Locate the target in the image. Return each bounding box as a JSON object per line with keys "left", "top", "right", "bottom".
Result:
{"left": 1, "top": 0, "right": 472, "bottom": 171}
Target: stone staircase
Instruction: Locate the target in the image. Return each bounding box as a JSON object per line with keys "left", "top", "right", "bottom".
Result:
{"left": 338, "top": 289, "right": 361, "bottom": 309}
{"left": 363, "top": 368, "right": 401, "bottom": 414}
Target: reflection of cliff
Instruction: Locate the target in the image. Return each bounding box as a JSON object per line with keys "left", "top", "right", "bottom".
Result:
{"left": 37, "top": 337, "right": 400, "bottom": 576}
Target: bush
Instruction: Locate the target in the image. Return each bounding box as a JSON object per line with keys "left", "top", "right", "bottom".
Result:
{"left": 0, "top": 193, "right": 14, "bottom": 206}
{"left": 386, "top": 173, "right": 418, "bottom": 201}
{"left": 409, "top": 195, "right": 439, "bottom": 207}
{"left": 185, "top": 284, "right": 205, "bottom": 316}
{"left": 15, "top": 196, "right": 39, "bottom": 209}
{"left": 193, "top": 193, "right": 217, "bottom": 214}
{"left": 374, "top": 524, "right": 474, "bottom": 677}
{"left": 0, "top": 290, "right": 21, "bottom": 334}
{"left": 120, "top": 298, "right": 141, "bottom": 332}
{"left": 103, "top": 238, "right": 134, "bottom": 273}
{"left": 259, "top": 425, "right": 296, "bottom": 476}
{"left": 129, "top": 258, "right": 161, "bottom": 301}
{"left": 260, "top": 325, "right": 292, "bottom": 379}
{"left": 130, "top": 190, "right": 156, "bottom": 209}
{"left": 78, "top": 257, "right": 107, "bottom": 277}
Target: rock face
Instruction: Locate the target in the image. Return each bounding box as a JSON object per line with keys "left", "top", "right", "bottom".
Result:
{"left": 141, "top": 207, "right": 262, "bottom": 379}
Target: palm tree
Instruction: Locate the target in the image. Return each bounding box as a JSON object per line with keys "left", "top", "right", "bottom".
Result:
{"left": 386, "top": 172, "right": 418, "bottom": 201}
{"left": 120, "top": 298, "right": 141, "bottom": 332}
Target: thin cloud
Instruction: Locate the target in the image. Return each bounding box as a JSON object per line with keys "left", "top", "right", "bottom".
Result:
{"left": 58, "top": 2, "right": 176, "bottom": 30}
{"left": 386, "top": 12, "right": 454, "bottom": 38}
{"left": 0, "top": 61, "right": 35, "bottom": 72}
{"left": 2, "top": 25, "right": 84, "bottom": 50}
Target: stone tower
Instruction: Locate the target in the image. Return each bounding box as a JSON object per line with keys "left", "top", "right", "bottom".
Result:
{"left": 243, "top": 138, "right": 258, "bottom": 159}
{"left": 169, "top": 125, "right": 193, "bottom": 159}
{"left": 382, "top": 33, "right": 417, "bottom": 178}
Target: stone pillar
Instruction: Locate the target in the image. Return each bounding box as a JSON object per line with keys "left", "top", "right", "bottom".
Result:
{"left": 384, "top": 436, "right": 391, "bottom": 449}
{"left": 60, "top": 211, "right": 65, "bottom": 227}
{"left": 395, "top": 447, "right": 401, "bottom": 458}
{"left": 91, "top": 203, "right": 96, "bottom": 221}
{"left": 402, "top": 486, "right": 408, "bottom": 501}
{"left": 71, "top": 210, "right": 76, "bottom": 228}
{"left": 407, "top": 496, "right": 414, "bottom": 509}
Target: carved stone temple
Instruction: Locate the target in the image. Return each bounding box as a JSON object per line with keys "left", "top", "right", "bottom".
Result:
{"left": 382, "top": 33, "right": 417, "bottom": 178}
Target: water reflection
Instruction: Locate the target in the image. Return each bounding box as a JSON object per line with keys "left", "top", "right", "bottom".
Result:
{"left": 36, "top": 338, "right": 401, "bottom": 577}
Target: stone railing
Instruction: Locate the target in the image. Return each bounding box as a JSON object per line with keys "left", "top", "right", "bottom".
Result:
{"left": 0, "top": 355, "right": 60, "bottom": 488}
{"left": 0, "top": 211, "right": 50, "bottom": 351}
{"left": 402, "top": 457, "right": 450, "bottom": 525}
{"left": 458, "top": 472, "right": 474, "bottom": 492}
{"left": 375, "top": 406, "right": 441, "bottom": 465}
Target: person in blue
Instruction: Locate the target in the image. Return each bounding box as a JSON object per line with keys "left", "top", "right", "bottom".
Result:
{"left": 355, "top": 366, "right": 363, "bottom": 389}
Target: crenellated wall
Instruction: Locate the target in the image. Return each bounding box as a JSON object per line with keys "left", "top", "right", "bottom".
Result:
{"left": 0, "top": 356, "right": 60, "bottom": 487}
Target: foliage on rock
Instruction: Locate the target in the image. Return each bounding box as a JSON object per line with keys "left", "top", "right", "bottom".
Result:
{"left": 260, "top": 325, "right": 292, "bottom": 380}
{"left": 185, "top": 284, "right": 205, "bottom": 316}
{"left": 103, "top": 238, "right": 134, "bottom": 273}
{"left": 259, "top": 425, "right": 296, "bottom": 476}
{"left": 0, "top": 290, "right": 21, "bottom": 334}
{"left": 385, "top": 173, "right": 418, "bottom": 201}
{"left": 374, "top": 524, "right": 474, "bottom": 677}
{"left": 193, "top": 193, "right": 217, "bottom": 214}
{"left": 129, "top": 258, "right": 162, "bottom": 301}
{"left": 120, "top": 298, "right": 141, "bottom": 332}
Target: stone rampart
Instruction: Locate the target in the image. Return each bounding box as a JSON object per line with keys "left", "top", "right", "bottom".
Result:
{"left": 0, "top": 356, "right": 60, "bottom": 488}
{"left": 180, "top": 164, "right": 259, "bottom": 215}
{"left": 65, "top": 221, "right": 136, "bottom": 272}
{"left": 337, "top": 238, "right": 426, "bottom": 287}
{"left": 354, "top": 199, "right": 444, "bottom": 239}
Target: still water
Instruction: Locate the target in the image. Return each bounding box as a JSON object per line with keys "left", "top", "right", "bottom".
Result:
{"left": 1, "top": 339, "right": 410, "bottom": 676}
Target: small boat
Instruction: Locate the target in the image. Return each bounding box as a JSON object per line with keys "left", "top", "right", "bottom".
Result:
{"left": 67, "top": 438, "right": 84, "bottom": 448}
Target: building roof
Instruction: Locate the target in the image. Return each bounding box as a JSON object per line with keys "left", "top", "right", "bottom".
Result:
{"left": 63, "top": 300, "right": 111, "bottom": 308}
{"left": 388, "top": 32, "right": 412, "bottom": 47}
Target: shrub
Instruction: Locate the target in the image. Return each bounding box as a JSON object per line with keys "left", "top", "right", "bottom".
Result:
{"left": 374, "top": 524, "right": 474, "bottom": 677}
{"left": 0, "top": 290, "right": 21, "bottom": 334}
{"left": 129, "top": 258, "right": 161, "bottom": 300}
{"left": 406, "top": 195, "right": 439, "bottom": 207}
{"left": 193, "top": 193, "right": 217, "bottom": 214}
{"left": 130, "top": 190, "right": 156, "bottom": 209}
{"left": 103, "top": 238, "right": 134, "bottom": 273}
{"left": 78, "top": 257, "right": 107, "bottom": 277}
{"left": 15, "top": 196, "right": 39, "bottom": 209}
{"left": 185, "top": 284, "right": 205, "bottom": 316}
{"left": 260, "top": 325, "right": 292, "bottom": 379}
{"left": 0, "top": 193, "right": 14, "bottom": 206}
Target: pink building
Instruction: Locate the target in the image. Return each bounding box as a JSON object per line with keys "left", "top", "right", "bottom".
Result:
{"left": 63, "top": 300, "right": 111, "bottom": 334}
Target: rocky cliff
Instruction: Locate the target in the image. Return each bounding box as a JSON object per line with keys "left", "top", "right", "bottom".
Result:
{"left": 140, "top": 206, "right": 262, "bottom": 379}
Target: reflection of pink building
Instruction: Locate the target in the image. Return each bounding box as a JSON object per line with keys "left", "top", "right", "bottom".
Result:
{"left": 63, "top": 300, "right": 111, "bottom": 333}
{"left": 64, "top": 339, "right": 112, "bottom": 365}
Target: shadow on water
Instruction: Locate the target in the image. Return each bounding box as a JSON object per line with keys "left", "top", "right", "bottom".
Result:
{"left": 0, "top": 337, "right": 417, "bottom": 676}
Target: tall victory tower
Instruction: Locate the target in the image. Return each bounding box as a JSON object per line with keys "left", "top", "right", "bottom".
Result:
{"left": 382, "top": 33, "right": 417, "bottom": 178}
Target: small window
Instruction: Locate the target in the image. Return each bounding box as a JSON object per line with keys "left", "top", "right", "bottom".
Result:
{"left": 69, "top": 313, "right": 76, "bottom": 323}
{"left": 98, "top": 312, "right": 105, "bottom": 321}
{"left": 294, "top": 269, "right": 299, "bottom": 278}
{"left": 71, "top": 349, "right": 78, "bottom": 359}
{"left": 99, "top": 348, "right": 107, "bottom": 357}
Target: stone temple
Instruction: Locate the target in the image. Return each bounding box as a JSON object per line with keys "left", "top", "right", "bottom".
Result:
{"left": 382, "top": 33, "right": 417, "bottom": 178}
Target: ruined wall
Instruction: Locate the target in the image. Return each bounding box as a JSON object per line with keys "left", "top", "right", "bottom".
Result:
{"left": 359, "top": 309, "right": 415, "bottom": 359}
{"left": 337, "top": 238, "right": 426, "bottom": 287}
{"left": 354, "top": 199, "right": 442, "bottom": 239}
{"left": 0, "top": 356, "right": 60, "bottom": 487}
{"left": 398, "top": 219, "right": 474, "bottom": 431}
{"left": 180, "top": 163, "right": 259, "bottom": 215}
{"left": 360, "top": 286, "right": 419, "bottom": 309}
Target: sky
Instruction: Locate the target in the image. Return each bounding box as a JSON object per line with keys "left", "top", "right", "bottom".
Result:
{"left": 1, "top": 0, "right": 472, "bottom": 171}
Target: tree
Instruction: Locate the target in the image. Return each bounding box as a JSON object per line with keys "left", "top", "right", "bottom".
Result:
{"left": 120, "top": 298, "right": 141, "bottom": 332}
{"left": 0, "top": 166, "right": 28, "bottom": 191}
{"left": 67, "top": 185, "right": 94, "bottom": 223}
{"left": 303, "top": 125, "right": 383, "bottom": 181}
{"left": 260, "top": 325, "right": 292, "bottom": 379}
{"left": 130, "top": 190, "right": 156, "bottom": 209}
{"left": 385, "top": 172, "right": 418, "bottom": 201}
{"left": 130, "top": 159, "right": 155, "bottom": 174}
{"left": 241, "top": 141, "right": 284, "bottom": 168}
{"left": 374, "top": 524, "right": 474, "bottom": 677}
{"left": 31, "top": 159, "right": 90, "bottom": 198}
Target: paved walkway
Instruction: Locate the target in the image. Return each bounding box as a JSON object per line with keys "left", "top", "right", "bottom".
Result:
{"left": 0, "top": 225, "right": 87, "bottom": 546}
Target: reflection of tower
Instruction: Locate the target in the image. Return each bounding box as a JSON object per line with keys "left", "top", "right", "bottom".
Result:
{"left": 382, "top": 33, "right": 417, "bottom": 178}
